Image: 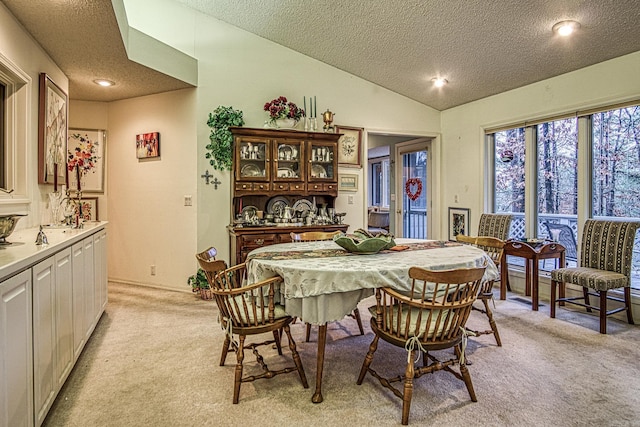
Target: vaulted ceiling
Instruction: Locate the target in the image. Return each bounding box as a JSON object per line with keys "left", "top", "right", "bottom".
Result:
{"left": 3, "top": 0, "right": 640, "bottom": 110}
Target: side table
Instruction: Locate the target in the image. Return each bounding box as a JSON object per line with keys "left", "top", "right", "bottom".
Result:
{"left": 501, "top": 240, "right": 566, "bottom": 310}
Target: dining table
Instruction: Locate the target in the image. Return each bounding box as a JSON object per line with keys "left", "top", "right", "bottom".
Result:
{"left": 245, "top": 238, "right": 499, "bottom": 403}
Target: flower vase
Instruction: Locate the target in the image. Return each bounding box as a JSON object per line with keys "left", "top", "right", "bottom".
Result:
{"left": 271, "top": 118, "right": 298, "bottom": 129}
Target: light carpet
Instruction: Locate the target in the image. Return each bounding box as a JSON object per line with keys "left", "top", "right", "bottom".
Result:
{"left": 43, "top": 283, "right": 640, "bottom": 426}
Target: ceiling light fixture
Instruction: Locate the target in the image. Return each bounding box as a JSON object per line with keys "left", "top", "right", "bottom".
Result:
{"left": 432, "top": 77, "right": 448, "bottom": 88}
{"left": 552, "top": 20, "right": 581, "bottom": 37}
{"left": 93, "top": 79, "right": 115, "bottom": 87}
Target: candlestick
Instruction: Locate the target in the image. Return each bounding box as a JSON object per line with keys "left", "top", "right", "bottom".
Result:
{"left": 76, "top": 164, "right": 81, "bottom": 191}
{"left": 53, "top": 163, "right": 58, "bottom": 193}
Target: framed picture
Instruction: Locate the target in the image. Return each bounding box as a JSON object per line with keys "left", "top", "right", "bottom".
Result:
{"left": 339, "top": 173, "right": 358, "bottom": 191}
{"left": 68, "top": 129, "right": 106, "bottom": 193}
{"left": 448, "top": 207, "right": 470, "bottom": 241}
{"left": 38, "top": 73, "right": 68, "bottom": 185}
{"left": 335, "top": 125, "right": 363, "bottom": 168}
{"left": 136, "top": 132, "right": 160, "bottom": 158}
{"left": 75, "top": 197, "right": 98, "bottom": 221}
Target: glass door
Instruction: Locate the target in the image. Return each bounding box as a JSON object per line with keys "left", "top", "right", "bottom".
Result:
{"left": 396, "top": 143, "right": 429, "bottom": 238}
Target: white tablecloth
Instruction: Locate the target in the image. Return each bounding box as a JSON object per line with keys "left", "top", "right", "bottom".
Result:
{"left": 246, "top": 239, "right": 498, "bottom": 324}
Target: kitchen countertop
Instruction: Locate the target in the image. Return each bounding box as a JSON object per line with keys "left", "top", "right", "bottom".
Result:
{"left": 0, "top": 221, "right": 107, "bottom": 282}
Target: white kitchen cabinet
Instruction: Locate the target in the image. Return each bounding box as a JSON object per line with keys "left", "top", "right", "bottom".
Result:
{"left": 71, "top": 241, "right": 86, "bottom": 360}
{"left": 0, "top": 269, "right": 33, "bottom": 427}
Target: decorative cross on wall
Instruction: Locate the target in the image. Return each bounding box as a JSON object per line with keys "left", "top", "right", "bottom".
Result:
{"left": 201, "top": 170, "right": 222, "bottom": 190}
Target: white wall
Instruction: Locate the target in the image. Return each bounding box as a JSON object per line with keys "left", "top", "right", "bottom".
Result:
{"left": 106, "top": 89, "right": 197, "bottom": 290}
{"left": 440, "top": 51, "right": 640, "bottom": 237}
{"left": 0, "top": 3, "right": 67, "bottom": 228}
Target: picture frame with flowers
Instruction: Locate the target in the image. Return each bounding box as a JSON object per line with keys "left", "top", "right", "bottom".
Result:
{"left": 67, "top": 129, "right": 105, "bottom": 193}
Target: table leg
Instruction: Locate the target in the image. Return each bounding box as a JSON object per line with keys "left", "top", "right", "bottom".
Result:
{"left": 312, "top": 323, "right": 327, "bottom": 403}
{"left": 532, "top": 257, "right": 539, "bottom": 311}
{"left": 500, "top": 254, "right": 508, "bottom": 300}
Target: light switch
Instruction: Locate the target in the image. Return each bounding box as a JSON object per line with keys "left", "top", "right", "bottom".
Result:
{"left": 348, "top": 195, "right": 354, "bottom": 204}
{"left": 184, "top": 195, "right": 192, "bottom": 206}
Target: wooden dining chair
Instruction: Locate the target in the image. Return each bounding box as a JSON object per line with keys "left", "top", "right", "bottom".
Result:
{"left": 289, "top": 230, "right": 365, "bottom": 341}
{"left": 357, "top": 266, "right": 486, "bottom": 425}
{"left": 464, "top": 236, "right": 505, "bottom": 346}
{"left": 550, "top": 219, "right": 640, "bottom": 334}
{"left": 195, "top": 257, "right": 308, "bottom": 403}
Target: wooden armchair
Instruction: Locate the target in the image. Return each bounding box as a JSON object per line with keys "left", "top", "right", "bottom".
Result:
{"left": 195, "top": 257, "right": 308, "bottom": 403}
{"left": 550, "top": 219, "right": 640, "bottom": 334}
{"left": 357, "top": 266, "right": 485, "bottom": 425}
{"left": 457, "top": 235, "right": 505, "bottom": 346}
{"left": 289, "top": 231, "right": 365, "bottom": 341}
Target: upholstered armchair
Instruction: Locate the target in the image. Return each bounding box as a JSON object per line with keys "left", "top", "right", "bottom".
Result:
{"left": 550, "top": 219, "right": 640, "bottom": 334}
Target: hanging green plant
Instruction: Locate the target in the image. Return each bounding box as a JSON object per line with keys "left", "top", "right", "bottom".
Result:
{"left": 206, "top": 106, "right": 245, "bottom": 171}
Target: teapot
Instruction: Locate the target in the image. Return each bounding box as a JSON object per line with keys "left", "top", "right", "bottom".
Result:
{"left": 282, "top": 206, "right": 293, "bottom": 221}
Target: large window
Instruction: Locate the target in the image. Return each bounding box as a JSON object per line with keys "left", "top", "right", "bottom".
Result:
{"left": 489, "top": 103, "right": 640, "bottom": 288}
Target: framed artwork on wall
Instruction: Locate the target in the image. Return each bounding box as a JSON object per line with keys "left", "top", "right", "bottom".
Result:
{"left": 75, "top": 197, "right": 98, "bottom": 221}
{"left": 448, "top": 207, "right": 470, "bottom": 241}
{"left": 38, "top": 73, "right": 68, "bottom": 185}
{"left": 136, "top": 132, "right": 160, "bottom": 158}
{"left": 335, "top": 125, "right": 363, "bottom": 168}
{"left": 338, "top": 173, "right": 358, "bottom": 191}
{"left": 68, "top": 129, "right": 106, "bottom": 193}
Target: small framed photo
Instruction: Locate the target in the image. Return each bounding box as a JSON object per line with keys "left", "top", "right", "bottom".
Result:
{"left": 76, "top": 197, "right": 99, "bottom": 221}
{"left": 136, "top": 132, "right": 160, "bottom": 159}
{"left": 335, "top": 125, "right": 363, "bottom": 168}
{"left": 448, "top": 207, "right": 470, "bottom": 241}
{"left": 339, "top": 173, "right": 358, "bottom": 192}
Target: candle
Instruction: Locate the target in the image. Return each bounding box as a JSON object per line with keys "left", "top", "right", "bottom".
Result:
{"left": 303, "top": 96, "right": 307, "bottom": 117}
{"left": 65, "top": 163, "right": 69, "bottom": 190}
{"left": 76, "top": 164, "right": 81, "bottom": 191}
{"left": 314, "top": 96, "right": 317, "bottom": 118}
{"left": 53, "top": 163, "right": 58, "bottom": 193}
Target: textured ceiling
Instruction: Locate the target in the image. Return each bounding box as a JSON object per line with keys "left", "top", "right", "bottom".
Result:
{"left": 2, "top": 0, "right": 640, "bottom": 109}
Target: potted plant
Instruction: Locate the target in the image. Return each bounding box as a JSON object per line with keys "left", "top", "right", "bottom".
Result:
{"left": 264, "top": 96, "right": 304, "bottom": 128}
{"left": 206, "top": 106, "right": 245, "bottom": 171}
{"left": 187, "top": 268, "right": 213, "bottom": 300}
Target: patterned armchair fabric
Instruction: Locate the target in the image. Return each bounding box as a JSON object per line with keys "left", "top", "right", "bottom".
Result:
{"left": 478, "top": 214, "right": 513, "bottom": 240}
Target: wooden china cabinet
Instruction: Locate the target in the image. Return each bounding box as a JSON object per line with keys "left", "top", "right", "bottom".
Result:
{"left": 227, "top": 127, "right": 348, "bottom": 265}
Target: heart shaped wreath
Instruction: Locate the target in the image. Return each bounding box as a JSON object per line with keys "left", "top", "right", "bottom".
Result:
{"left": 405, "top": 178, "right": 422, "bottom": 201}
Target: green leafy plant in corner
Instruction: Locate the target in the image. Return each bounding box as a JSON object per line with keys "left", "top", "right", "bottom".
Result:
{"left": 187, "top": 268, "right": 210, "bottom": 291}
{"left": 206, "top": 105, "right": 245, "bottom": 171}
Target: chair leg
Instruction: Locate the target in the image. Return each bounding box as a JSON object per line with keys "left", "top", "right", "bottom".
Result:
{"left": 625, "top": 287, "right": 635, "bottom": 325}
{"left": 481, "top": 298, "right": 502, "bottom": 346}
{"left": 305, "top": 323, "right": 312, "bottom": 342}
{"left": 284, "top": 324, "right": 309, "bottom": 388}
{"left": 357, "top": 335, "right": 379, "bottom": 384}
{"left": 559, "top": 282, "right": 566, "bottom": 306}
{"left": 220, "top": 335, "right": 231, "bottom": 366}
{"left": 550, "top": 280, "right": 557, "bottom": 318}
{"left": 233, "top": 335, "right": 246, "bottom": 404}
{"left": 353, "top": 308, "right": 365, "bottom": 335}
{"left": 273, "top": 329, "right": 283, "bottom": 355}
{"left": 599, "top": 290, "right": 607, "bottom": 334}
{"left": 401, "top": 350, "right": 415, "bottom": 425}
{"left": 459, "top": 346, "right": 477, "bottom": 402}
{"left": 584, "top": 287, "right": 592, "bottom": 312}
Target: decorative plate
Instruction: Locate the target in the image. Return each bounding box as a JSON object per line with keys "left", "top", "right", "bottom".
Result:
{"left": 277, "top": 167, "right": 297, "bottom": 178}
{"left": 292, "top": 199, "right": 313, "bottom": 216}
{"left": 241, "top": 205, "right": 258, "bottom": 221}
{"left": 311, "top": 164, "right": 327, "bottom": 178}
{"left": 278, "top": 144, "right": 298, "bottom": 161}
{"left": 266, "top": 196, "right": 290, "bottom": 217}
{"left": 241, "top": 163, "right": 262, "bottom": 177}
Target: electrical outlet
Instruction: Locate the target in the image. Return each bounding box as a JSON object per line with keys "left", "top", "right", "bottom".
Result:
{"left": 184, "top": 195, "right": 192, "bottom": 206}
{"left": 348, "top": 195, "right": 354, "bottom": 204}
{"left": 454, "top": 194, "right": 459, "bottom": 203}
{"left": 150, "top": 265, "right": 156, "bottom": 276}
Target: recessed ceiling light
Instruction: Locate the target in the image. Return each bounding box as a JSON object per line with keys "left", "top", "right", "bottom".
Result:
{"left": 93, "top": 79, "right": 115, "bottom": 87}
{"left": 432, "top": 77, "right": 448, "bottom": 88}
{"left": 552, "top": 20, "right": 580, "bottom": 37}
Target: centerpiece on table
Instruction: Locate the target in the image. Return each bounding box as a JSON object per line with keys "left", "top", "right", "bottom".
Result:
{"left": 264, "top": 96, "right": 304, "bottom": 129}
